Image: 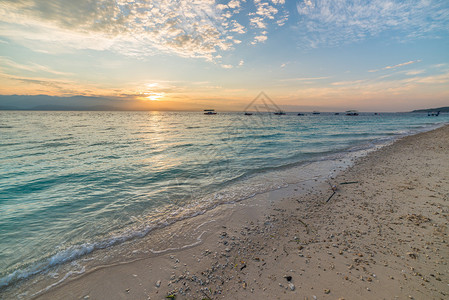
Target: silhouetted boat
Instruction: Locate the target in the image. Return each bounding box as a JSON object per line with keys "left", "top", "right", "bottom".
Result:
{"left": 297, "top": 113, "right": 304, "bottom": 116}
{"left": 312, "top": 111, "right": 320, "bottom": 115}
{"left": 345, "top": 110, "right": 359, "bottom": 116}
{"left": 244, "top": 112, "right": 253, "bottom": 115}
{"left": 274, "top": 110, "right": 286, "bottom": 115}
{"left": 204, "top": 109, "right": 217, "bottom": 115}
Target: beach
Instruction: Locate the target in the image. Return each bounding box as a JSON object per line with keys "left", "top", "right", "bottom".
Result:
{"left": 32, "top": 124, "right": 449, "bottom": 300}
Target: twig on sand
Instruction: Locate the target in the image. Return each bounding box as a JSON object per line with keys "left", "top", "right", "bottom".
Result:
{"left": 339, "top": 181, "right": 359, "bottom": 185}
{"left": 298, "top": 218, "right": 310, "bottom": 234}
{"left": 326, "top": 191, "right": 336, "bottom": 203}
{"left": 201, "top": 289, "right": 212, "bottom": 300}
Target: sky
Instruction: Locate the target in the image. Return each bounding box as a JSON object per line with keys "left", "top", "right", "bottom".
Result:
{"left": 0, "top": 0, "right": 448, "bottom": 112}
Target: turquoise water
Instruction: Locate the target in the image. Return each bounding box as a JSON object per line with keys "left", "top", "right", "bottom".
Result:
{"left": 0, "top": 111, "right": 448, "bottom": 294}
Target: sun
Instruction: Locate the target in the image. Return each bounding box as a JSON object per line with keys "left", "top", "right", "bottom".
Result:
{"left": 143, "top": 83, "right": 165, "bottom": 101}
{"left": 146, "top": 92, "right": 164, "bottom": 101}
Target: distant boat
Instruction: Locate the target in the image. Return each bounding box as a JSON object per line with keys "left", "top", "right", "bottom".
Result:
{"left": 428, "top": 111, "right": 440, "bottom": 116}
{"left": 204, "top": 109, "right": 217, "bottom": 115}
{"left": 334, "top": 113, "right": 340, "bottom": 115}
{"left": 374, "top": 113, "right": 378, "bottom": 115}
{"left": 345, "top": 110, "right": 359, "bottom": 116}
{"left": 274, "top": 110, "right": 286, "bottom": 115}
{"left": 312, "top": 111, "right": 320, "bottom": 115}
{"left": 297, "top": 113, "right": 304, "bottom": 116}
{"left": 244, "top": 112, "right": 253, "bottom": 115}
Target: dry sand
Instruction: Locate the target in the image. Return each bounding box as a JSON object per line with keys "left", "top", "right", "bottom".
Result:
{"left": 35, "top": 125, "right": 449, "bottom": 300}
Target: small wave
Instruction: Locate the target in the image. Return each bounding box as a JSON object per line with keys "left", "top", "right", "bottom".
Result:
{"left": 40, "top": 142, "right": 72, "bottom": 148}
{"left": 0, "top": 244, "right": 93, "bottom": 289}
{"left": 90, "top": 141, "right": 115, "bottom": 146}
{"left": 32, "top": 267, "right": 86, "bottom": 298}
{"left": 0, "top": 225, "right": 155, "bottom": 289}
{"left": 220, "top": 132, "right": 283, "bottom": 142}
{"left": 150, "top": 231, "right": 207, "bottom": 254}
{"left": 0, "top": 142, "right": 19, "bottom": 147}
{"left": 172, "top": 143, "right": 194, "bottom": 149}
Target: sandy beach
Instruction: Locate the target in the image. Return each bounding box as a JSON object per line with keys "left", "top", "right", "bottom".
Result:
{"left": 34, "top": 125, "right": 449, "bottom": 300}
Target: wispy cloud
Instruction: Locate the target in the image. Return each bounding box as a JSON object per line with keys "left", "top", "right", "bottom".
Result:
{"left": 0, "top": 71, "right": 83, "bottom": 96}
{"left": 405, "top": 70, "right": 425, "bottom": 76}
{"left": 383, "top": 60, "right": 422, "bottom": 70}
{"left": 296, "top": 0, "right": 449, "bottom": 48}
{"left": 0, "top": 57, "right": 72, "bottom": 76}
{"left": 280, "top": 76, "right": 330, "bottom": 82}
{"left": 331, "top": 79, "right": 366, "bottom": 86}
{"left": 369, "top": 60, "right": 422, "bottom": 72}
{"left": 0, "top": 0, "right": 288, "bottom": 60}
{"left": 284, "top": 70, "right": 449, "bottom": 108}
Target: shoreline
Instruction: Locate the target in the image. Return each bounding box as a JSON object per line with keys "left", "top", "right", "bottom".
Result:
{"left": 30, "top": 124, "right": 449, "bottom": 299}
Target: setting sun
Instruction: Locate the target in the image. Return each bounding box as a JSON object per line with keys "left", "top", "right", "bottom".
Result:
{"left": 145, "top": 92, "right": 164, "bottom": 101}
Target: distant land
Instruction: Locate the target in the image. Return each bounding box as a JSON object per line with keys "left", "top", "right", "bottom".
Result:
{"left": 411, "top": 106, "right": 449, "bottom": 113}
{"left": 0, "top": 95, "right": 122, "bottom": 111}
{"left": 0, "top": 94, "right": 448, "bottom": 112}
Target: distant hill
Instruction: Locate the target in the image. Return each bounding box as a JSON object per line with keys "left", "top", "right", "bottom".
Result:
{"left": 0, "top": 95, "right": 123, "bottom": 111}
{"left": 29, "top": 104, "right": 119, "bottom": 111}
{"left": 411, "top": 106, "right": 449, "bottom": 113}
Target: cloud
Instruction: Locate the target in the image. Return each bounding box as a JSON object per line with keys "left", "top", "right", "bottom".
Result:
{"left": 405, "top": 70, "right": 425, "bottom": 76}
{"left": 369, "top": 60, "right": 422, "bottom": 72}
{"left": 296, "top": 0, "right": 449, "bottom": 48}
{"left": 249, "top": 0, "right": 287, "bottom": 30}
{"left": 286, "top": 70, "right": 449, "bottom": 106}
{"left": 255, "top": 2, "right": 278, "bottom": 19}
{"left": 229, "top": 20, "right": 246, "bottom": 34}
{"left": 280, "top": 76, "right": 330, "bottom": 81}
{"left": 331, "top": 79, "right": 366, "bottom": 86}
{"left": 0, "top": 56, "right": 72, "bottom": 76}
{"left": 276, "top": 11, "right": 289, "bottom": 26}
{"left": 228, "top": 0, "right": 241, "bottom": 9}
{"left": 0, "top": 0, "right": 288, "bottom": 60}
{"left": 252, "top": 35, "right": 268, "bottom": 44}
{"left": 250, "top": 17, "right": 267, "bottom": 29}
{"left": 383, "top": 60, "right": 422, "bottom": 70}
{"left": 0, "top": 71, "right": 84, "bottom": 95}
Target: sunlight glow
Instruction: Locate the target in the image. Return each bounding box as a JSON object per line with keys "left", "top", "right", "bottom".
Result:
{"left": 145, "top": 92, "right": 165, "bottom": 101}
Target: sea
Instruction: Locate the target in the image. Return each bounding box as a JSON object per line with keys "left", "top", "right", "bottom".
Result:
{"left": 0, "top": 110, "right": 448, "bottom": 298}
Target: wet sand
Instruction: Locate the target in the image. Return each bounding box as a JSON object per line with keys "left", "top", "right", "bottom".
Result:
{"left": 35, "top": 125, "right": 449, "bottom": 300}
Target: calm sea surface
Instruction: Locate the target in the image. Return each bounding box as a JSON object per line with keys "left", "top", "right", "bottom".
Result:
{"left": 0, "top": 111, "right": 448, "bottom": 295}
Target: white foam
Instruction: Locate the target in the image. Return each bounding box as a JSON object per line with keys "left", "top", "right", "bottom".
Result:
{"left": 149, "top": 231, "right": 207, "bottom": 254}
